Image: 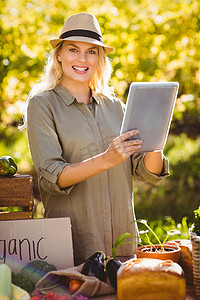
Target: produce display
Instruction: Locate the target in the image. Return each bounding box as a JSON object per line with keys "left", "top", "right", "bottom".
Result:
{"left": 0, "top": 262, "right": 88, "bottom": 300}
{"left": 0, "top": 155, "right": 18, "bottom": 176}
{"left": 0, "top": 244, "right": 195, "bottom": 299}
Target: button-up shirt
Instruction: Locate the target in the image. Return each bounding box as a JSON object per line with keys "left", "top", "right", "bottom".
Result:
{"left": 27, "top": 84, "right": 169, "bottom": 260}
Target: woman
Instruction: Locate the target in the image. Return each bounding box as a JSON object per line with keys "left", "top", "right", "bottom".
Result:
{"left": 27, "top": 12, "right": 169, "bottom": 264}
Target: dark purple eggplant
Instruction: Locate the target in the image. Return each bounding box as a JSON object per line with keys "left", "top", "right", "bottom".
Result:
{"left": 106, "top": 258, "right": 122, "bottom": 290}
{"left": 81, "top": 251, "right": 106, "bottom": 282}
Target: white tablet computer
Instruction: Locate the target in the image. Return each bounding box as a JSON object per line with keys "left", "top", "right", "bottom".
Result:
{"left": 120, "top": 82, "right": 179, "bottom": 152}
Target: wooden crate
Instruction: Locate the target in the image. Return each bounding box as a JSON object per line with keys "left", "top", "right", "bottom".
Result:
{"left": 0, "top": 174, "right": 34, "bottom": 220}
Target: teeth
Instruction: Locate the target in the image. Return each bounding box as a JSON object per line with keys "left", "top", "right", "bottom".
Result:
{"left": 73, "top": 66, "right": 88, "bottom": 71}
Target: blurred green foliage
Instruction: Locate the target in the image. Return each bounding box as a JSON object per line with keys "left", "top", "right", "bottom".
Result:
{"left": 134, "top": 133, "right": 200, "bottom": 223}
{"left": 0, "top": 0, "right": 199, "bottom": 226}
{"left": 1, "top": 0, "right": 200, "bottom": 132}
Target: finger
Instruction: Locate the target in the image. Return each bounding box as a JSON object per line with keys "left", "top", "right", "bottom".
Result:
{"left": 120, "top": 130, "right": 139, "bottom": 141}
{"left": 124, "top": 144, "right": 142, "bottom": 156}
{"left": 119, "top": 140, "right": 142, "bottom": 154}
{"left": 127, "top": 144, "right": 142, "bottom": 152}
{"left": 112, "top": 138, "right": 142, "bottom": 155}
{"left": 118, "top": 145, "right": 142, "bottom": 160}
{"left": 123, "top": 139, "right": 143, "bottom": 148}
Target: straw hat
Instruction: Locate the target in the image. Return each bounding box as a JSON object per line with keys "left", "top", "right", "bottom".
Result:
{"left": 49, "top": 12, "right": 114, "bottom": 54}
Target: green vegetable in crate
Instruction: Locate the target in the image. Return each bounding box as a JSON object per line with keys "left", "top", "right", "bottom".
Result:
{"left": 0, "top": 155, "right": 18, "bottom": 176}
{"left": 12, "top": 260, "right": 57, "bottom": 293}
{"left": 0, "top": 263, "right": 12, "bottom": 300}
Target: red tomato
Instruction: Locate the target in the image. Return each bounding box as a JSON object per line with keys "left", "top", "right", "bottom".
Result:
{"left": 69, "top": 279, "right": 83, "bottom": 294}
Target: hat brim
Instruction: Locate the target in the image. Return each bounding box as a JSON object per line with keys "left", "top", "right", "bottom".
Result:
{"left": 49, "top": 36, "right": 114, "bottom": 54}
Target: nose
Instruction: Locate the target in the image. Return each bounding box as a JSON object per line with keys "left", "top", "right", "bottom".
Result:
{"left": 77, "top": 51, "right": 87, "bottom": 62}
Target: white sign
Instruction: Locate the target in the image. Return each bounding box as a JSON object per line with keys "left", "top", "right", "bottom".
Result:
{"left": 0, "top": 217, "right": 74, "bottom": 272}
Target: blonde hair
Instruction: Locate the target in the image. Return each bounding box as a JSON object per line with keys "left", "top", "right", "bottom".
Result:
{"left": 28, "top": 42, "right": 114, "bottom": 99}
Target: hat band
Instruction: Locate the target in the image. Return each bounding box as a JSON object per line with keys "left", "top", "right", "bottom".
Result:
{"left": 59, "top": 29, "right": 103, "bottom": 43}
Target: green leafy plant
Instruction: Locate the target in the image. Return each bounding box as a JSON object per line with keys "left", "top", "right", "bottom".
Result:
{"left": 112, "top": 219, "right": 181, "bottom": 259}
{"left": 112, "top": 232, "right": 138, "bottom": 259}
{"left": 136, "top": 219, "right": 181, "bottom": 251}
{"left": 191, "top": 206, "right": 200, "bottom": 236}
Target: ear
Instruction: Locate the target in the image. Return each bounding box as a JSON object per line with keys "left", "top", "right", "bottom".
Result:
{"left": 57, "top": 55, "right": 62, "bottom": 62}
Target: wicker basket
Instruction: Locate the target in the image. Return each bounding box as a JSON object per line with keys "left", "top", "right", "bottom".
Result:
{"left": 190, "top": 230, "right": 200, "bottom": 300}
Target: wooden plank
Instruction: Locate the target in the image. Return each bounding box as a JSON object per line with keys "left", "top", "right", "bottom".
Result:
{"left": 0, "top": 211, "right": 33, "bottom": 220}
{"left": 0, "top": 198, "right": 34, "bottom": 207}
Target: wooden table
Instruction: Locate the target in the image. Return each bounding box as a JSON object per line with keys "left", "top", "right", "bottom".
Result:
{"left": 90, "top": 285, "right": 196, "bottom": 299}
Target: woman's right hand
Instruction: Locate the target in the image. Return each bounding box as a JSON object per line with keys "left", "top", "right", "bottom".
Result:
{"left": 103, "top": 130, "right": 143, "bottom": 168}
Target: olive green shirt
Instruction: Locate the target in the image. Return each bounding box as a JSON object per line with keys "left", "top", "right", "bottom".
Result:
{"left": 27, "top": 84, "right": 169, "bottom": 260}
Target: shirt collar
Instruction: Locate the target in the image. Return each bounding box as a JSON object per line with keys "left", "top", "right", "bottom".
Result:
{"left": 91, "top": 89, "right": 100, "bottom": 104}
{"left": 53, "top": 84, "right": 100, "bottom": 106}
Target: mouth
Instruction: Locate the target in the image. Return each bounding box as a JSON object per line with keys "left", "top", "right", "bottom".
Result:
{"left": 72, "top": 66, "right": 89, "bottom": 73}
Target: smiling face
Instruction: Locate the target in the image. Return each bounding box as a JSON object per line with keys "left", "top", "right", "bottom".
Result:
{"left": 57, "top": 41, "right": 99, "bottom": 88}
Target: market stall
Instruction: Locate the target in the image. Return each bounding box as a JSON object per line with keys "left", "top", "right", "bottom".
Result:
{"left": 0, "top": 171, "right": 199, "bottom": 300}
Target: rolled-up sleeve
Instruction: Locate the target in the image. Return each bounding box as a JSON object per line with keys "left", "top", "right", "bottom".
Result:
{"left": 27, "top": 95, "right": 74, "bottom": 195}
{"left": 132, "top": 152, "right": 169, "bottom": 185}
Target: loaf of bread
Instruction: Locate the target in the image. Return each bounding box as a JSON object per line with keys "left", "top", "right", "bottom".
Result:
{"left": 117, "top": 258, "right": 186, "bottom": 300}
{"left": 165, "top": 239, "right": 193, "bottom": 284}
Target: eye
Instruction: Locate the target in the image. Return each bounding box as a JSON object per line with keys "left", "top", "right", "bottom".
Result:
{"left": 69, "top": 48, "right": 78, "bottom": 52}
{"left": 88, "top": 50, "right": 97, "bottom": 54}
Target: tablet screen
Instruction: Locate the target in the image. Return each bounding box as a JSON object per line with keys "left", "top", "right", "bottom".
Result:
{"left": 120, "top": 82, "right": 179, "bottom": 152}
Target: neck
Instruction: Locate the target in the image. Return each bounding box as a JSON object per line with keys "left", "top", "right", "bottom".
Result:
{"left": 60, "top": 80, "right": 91, "bottom": 104}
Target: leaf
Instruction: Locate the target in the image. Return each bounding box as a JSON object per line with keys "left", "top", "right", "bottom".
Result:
{"left": 112, "top": 232, "right": 134, "bottom": 259}
{"left": 113, "top": 232, "right": 132, "bottom": 249}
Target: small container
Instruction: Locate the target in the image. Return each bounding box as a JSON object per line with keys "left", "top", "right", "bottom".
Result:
{"left": 135, "top": 244, "right": 181, "bottom": 263}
